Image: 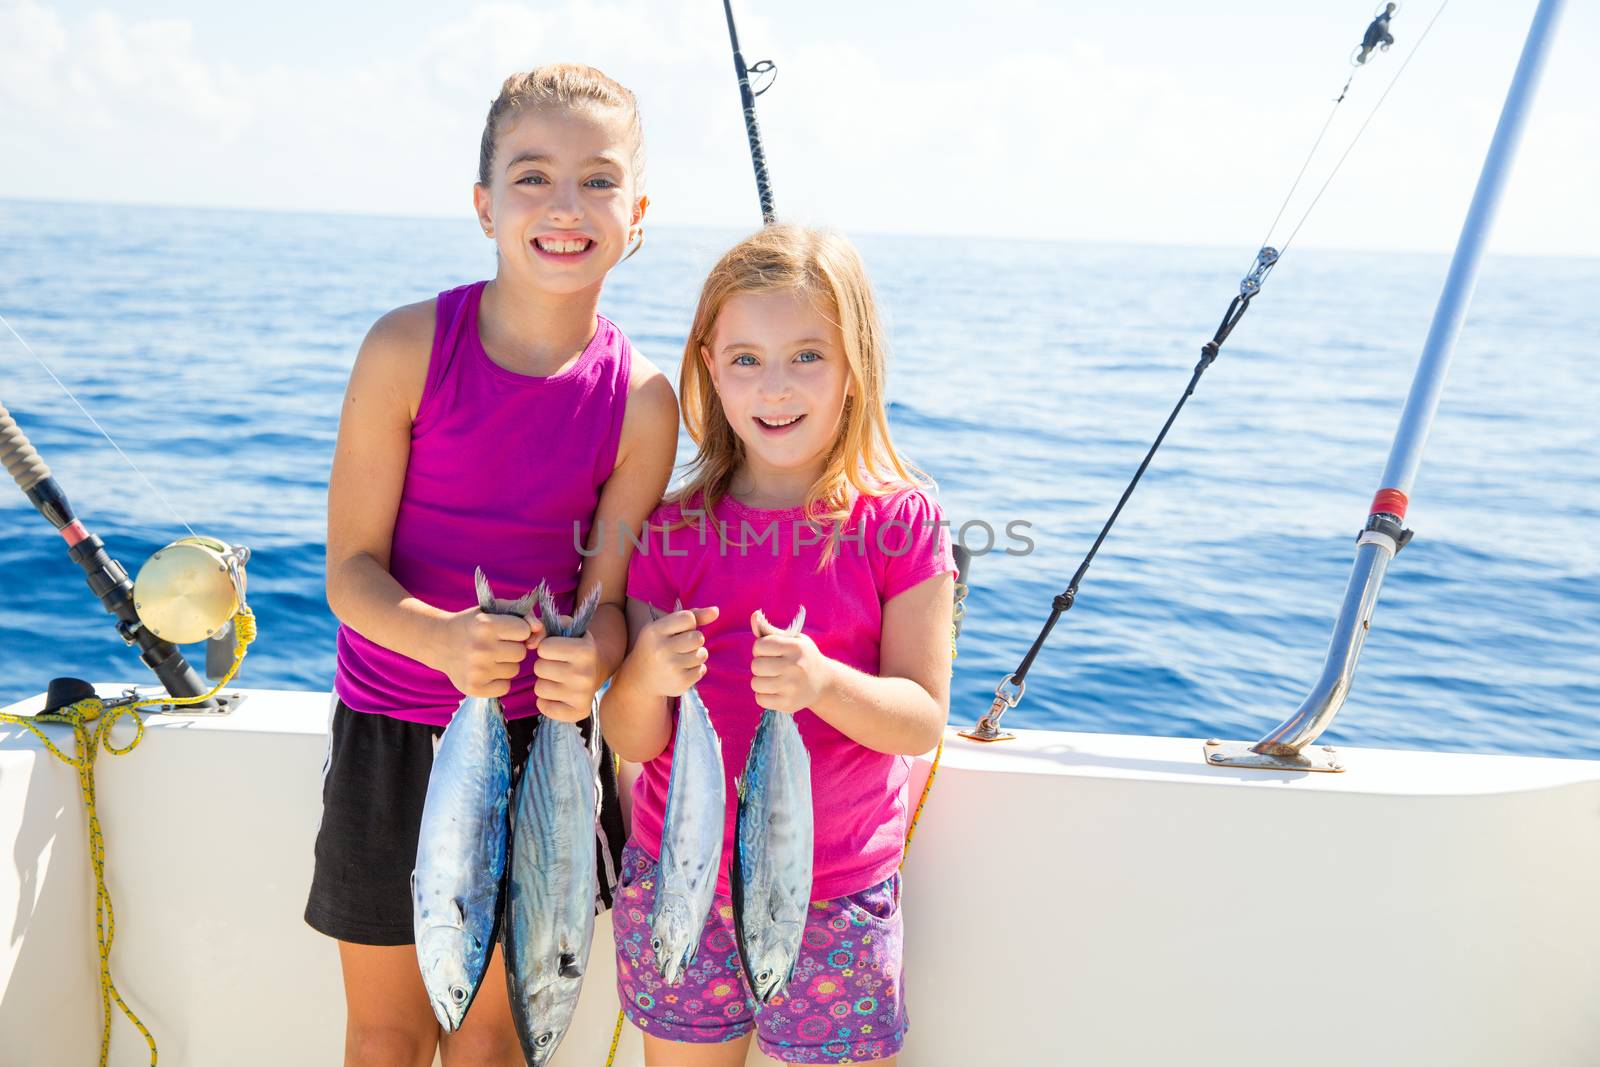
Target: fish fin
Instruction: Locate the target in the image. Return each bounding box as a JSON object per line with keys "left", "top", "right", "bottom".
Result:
{"left": 475, "top": 567, "right": 545, "bottom": 618}
{"left": 570, "top": 583, "right": 603, "bottom": 636}
{"left": 536, "top": 584, "right": 563, "bottom": 636}
{"left": 475, "top": 567, "right": 496, "bottom": 613}
{"left": 506, "top": 580, "right": 545, "bottom": 620}
{"left": 559, "top": 951, "right": 582, "bottom": 979}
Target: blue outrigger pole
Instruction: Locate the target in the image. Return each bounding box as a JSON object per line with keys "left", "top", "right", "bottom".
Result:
{"left": 1208, "top": 0, "right": 1567, "bottom": 772}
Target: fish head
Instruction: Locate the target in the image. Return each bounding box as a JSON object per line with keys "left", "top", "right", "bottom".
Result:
{"left": 649, "top": 894, "right": 697, "bottom": 985}
{"left": 745, "top": 920, "right": 803, "bottom": 1003}
{"left": 518, "top": 981, "right": 581, "bottom": 1066}
{"left": 416, "top": 924, "right": 478, "bottom": 1031}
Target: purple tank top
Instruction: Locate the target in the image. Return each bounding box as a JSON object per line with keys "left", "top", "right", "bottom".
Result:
{"left": 334, "top": 280, "right": 632, "bottom": 725}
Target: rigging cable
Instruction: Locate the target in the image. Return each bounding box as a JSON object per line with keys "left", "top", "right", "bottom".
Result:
{"left": 967, "top": 0, "right": 1449, "bottom": 741}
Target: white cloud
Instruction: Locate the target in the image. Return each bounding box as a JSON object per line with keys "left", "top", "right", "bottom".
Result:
{"left": 0, "top": 0, "right": 1594, "bottom": 255}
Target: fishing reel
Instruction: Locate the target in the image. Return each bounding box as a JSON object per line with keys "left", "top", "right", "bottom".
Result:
{"left": 132, "top": 536, "right": 253, "bottom": 675}
{"left": 4, "top": 397, "right": 254, "bottom": 713}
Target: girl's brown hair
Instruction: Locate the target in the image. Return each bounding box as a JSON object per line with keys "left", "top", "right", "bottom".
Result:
{"left": 674, "top": 225, "right": 927, "bottom": 547}
{"left": 477, "top": 64, "right": 645, "bottom": 189}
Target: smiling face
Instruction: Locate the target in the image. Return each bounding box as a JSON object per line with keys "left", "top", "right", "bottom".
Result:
{"left": 702, "top": 288, "right": 854, "bottom": 493}
{"left": 473, "top": 105, "right": 646, "bottom": 297}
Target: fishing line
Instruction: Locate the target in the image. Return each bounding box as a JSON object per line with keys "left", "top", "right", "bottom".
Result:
{"left": 1260, "top": 0, "right": 1452, "bottom": 262}
{"left": 1277, "top": 0, "right": 1451, "bottom": 256}
{"left": 0, "top": 310, "right": 198, "bottom": 539}
{"left": 968, "top": 0, "right": 1452, "bottom": 741}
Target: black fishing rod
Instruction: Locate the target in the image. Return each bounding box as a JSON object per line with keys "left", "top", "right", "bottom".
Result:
{"left": 0, "top": 385, "right": 258, "bottom": 711}
{"left": 962, "top": 3, "right": 1445, "bottom": 742}
{"left": 722, "top": 0, "right": 778, "bottom": 223}
{"left": 0, "top": 398, "right": 218, "bottom": 704}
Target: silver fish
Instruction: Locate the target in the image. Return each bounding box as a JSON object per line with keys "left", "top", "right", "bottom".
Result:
{"left": 732, "top": 607, "right": 814, "bottom": 1005}
{"left": 651, "top": 681, "right": 726, "bottom": 985}
{"left": 504, "top": 583, "right": 604, "bottom": 1066}
{"left": 412, "top": 568, "right": 542, "bottom": 1032}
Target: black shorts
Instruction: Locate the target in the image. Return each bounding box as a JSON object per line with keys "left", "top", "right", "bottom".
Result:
{"left": 304, "top": 699, "right": 627, "bottom": 946}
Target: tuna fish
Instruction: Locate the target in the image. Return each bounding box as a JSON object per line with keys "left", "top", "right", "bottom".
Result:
{"left": 732, "top": 607, "right": 814, "bottom": 1006}
{"left": 504, "top": 583, "right": 604, "bottom": 1066}
{"left": 651, "top": 680, "right": 726, "bottom": 985}
{"left": 411, "top": 568, "right": 541, "bottom": 1032}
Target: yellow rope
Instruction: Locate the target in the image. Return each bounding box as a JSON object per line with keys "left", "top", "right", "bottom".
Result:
{"left": 901, "top": 735, "right": 943, "bottom": 862}
{"left": 0, "top": 607, "right": 255, "bottom": 1067}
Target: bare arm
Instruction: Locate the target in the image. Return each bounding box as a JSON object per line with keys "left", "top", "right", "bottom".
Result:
{"left": 324, "top": 302, "right": 535, "bottom": 697}
{"left": 598, "top": 599, "right": 718, "bottom": 762}
{"left": 533, "top": 355, "right": 679, "bottom": 721}
{"left": 751, "top": 572, "right": 954, "bottom": 755}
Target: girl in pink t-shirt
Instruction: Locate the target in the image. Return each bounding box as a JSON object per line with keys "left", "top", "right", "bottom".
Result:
{"left": 600, "top": 225, "right": 956, "bottom": 1066}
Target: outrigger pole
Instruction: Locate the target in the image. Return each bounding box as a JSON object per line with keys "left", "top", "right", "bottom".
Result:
{"left": 722, "top": 0, "right": 778, "bottom": 224}
{"left": 0, "top": 397, "right": 215, "bottom": 705}
{"left": 1208, "top": 0, "right": 1567, "bottom": 772}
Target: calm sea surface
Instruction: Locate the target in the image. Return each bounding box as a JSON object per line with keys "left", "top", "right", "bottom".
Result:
{"left": 2, "top": 199, "right": 1596, "bottom": 758}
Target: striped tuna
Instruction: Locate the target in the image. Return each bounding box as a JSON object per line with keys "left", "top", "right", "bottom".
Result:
{"left": 411, "top": 569, "right": 541, "bottom": 1032}
{"left": 732, "top": 607, "right": 814, "bottom": 1005}
{"left": 651, "top": 680, "right": 726, "bottom": 985}
{"left": 504, "top": 583, "right": 603, "bottom": 1066}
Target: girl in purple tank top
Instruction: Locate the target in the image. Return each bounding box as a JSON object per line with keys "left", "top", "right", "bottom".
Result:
{"left": 601, "top": 227, "right": 957, "bottom": 1066}
{"left": 305, "top": 65, "right": 679, "bottom": 1066}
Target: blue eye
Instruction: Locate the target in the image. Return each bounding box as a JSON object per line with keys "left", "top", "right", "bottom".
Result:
{"left": 516, "top": 173, "right": 548, "bottom": 185}
{"left": 732, "top": 354, "right": 758, "bottom": 367}
{"left": 585, "top": 177, "right": 617, "bottom": 189}
{"left": 795, "top": 350, "right": 822, "bottom": 363}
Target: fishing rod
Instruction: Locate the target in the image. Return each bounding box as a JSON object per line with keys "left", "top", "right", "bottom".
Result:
{"left": 722, "top": 0, "right": 778, "bottom": 224}
{"left": 962, "top": 2, "right": 1447, "bottom": 744}
{"left": 1208, "top": 0, "right": 1566, "bottom": 772}
{"left": 1, "top": 364, "right": 252, "bottom": 712}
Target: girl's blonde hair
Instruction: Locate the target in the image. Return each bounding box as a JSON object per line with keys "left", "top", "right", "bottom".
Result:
{"left": 477, "top": 64, "right": 645, "bottom": 190}
{"left": 674, "top": 225, "right": 927, "bottom": 544}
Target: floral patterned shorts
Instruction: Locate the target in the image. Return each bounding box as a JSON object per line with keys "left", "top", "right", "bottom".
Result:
{"left": 612, "top": 842, "right": 908, "bottom": 1063}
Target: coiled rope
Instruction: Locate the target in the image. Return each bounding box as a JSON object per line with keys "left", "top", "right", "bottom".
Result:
{"left": 0, "top": 608, "right": 256, "bottom": 1067}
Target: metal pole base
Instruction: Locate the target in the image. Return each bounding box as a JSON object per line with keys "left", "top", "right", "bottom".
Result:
{"left": 958, "top": 721, "right": 1017, "bottom": 743}
{"left": 1202, "top": 738, "right": 1345, "bottom": 772}
{"left": 117, "top": 690, "right": 246, "bottom": 716}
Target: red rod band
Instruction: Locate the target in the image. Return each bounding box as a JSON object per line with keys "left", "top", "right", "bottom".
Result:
{"left": 59, "top": 520, "right": 89, "bottom": 547}
{"left": 1370, "top": 488, "right": 1409, "bottom": 519}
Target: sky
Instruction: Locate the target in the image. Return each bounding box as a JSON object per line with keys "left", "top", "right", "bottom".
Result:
{"left": 1, "top": 0, "right": 1596, "bottom": 255}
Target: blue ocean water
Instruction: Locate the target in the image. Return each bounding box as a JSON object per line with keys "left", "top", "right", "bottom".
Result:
{"left": 1, "top": 198, "right": 1595, "bottom": 758}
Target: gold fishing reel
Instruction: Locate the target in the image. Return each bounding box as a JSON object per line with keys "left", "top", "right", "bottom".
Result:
{"left": 132, "top": 536, "right": 251, "bottom": 645}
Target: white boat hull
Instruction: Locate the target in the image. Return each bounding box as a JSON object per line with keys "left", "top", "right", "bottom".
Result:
{"left": 4, "top": 687, "right": 1598, "bottom": 1065}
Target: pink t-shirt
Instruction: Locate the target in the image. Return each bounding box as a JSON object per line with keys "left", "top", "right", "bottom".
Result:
{"left": 625, "top": 486, "right": 956, "bottom": 901}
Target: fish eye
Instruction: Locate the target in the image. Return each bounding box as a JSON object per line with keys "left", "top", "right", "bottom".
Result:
{"left": 757, "top": 968, "right": 772, "bottom": 982}
{"left": 451, "top": 985, "right": 467, "bottom": 1003}
{"left": 536, "top": 1032, "right": 554, "bottom": 1048}
{"left": 651, "top": 937, "right": 662, "bottom": 952}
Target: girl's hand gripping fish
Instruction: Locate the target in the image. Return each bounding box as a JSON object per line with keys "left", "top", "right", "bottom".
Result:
{"left": 732, "top": 607, "right": 815, "bottom": 1005}
{"left": 504, "top": 583, "right": 604, "bottom": 1066}
{"left": 411, "top": 568, "right": 542, "bottom": 1031}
